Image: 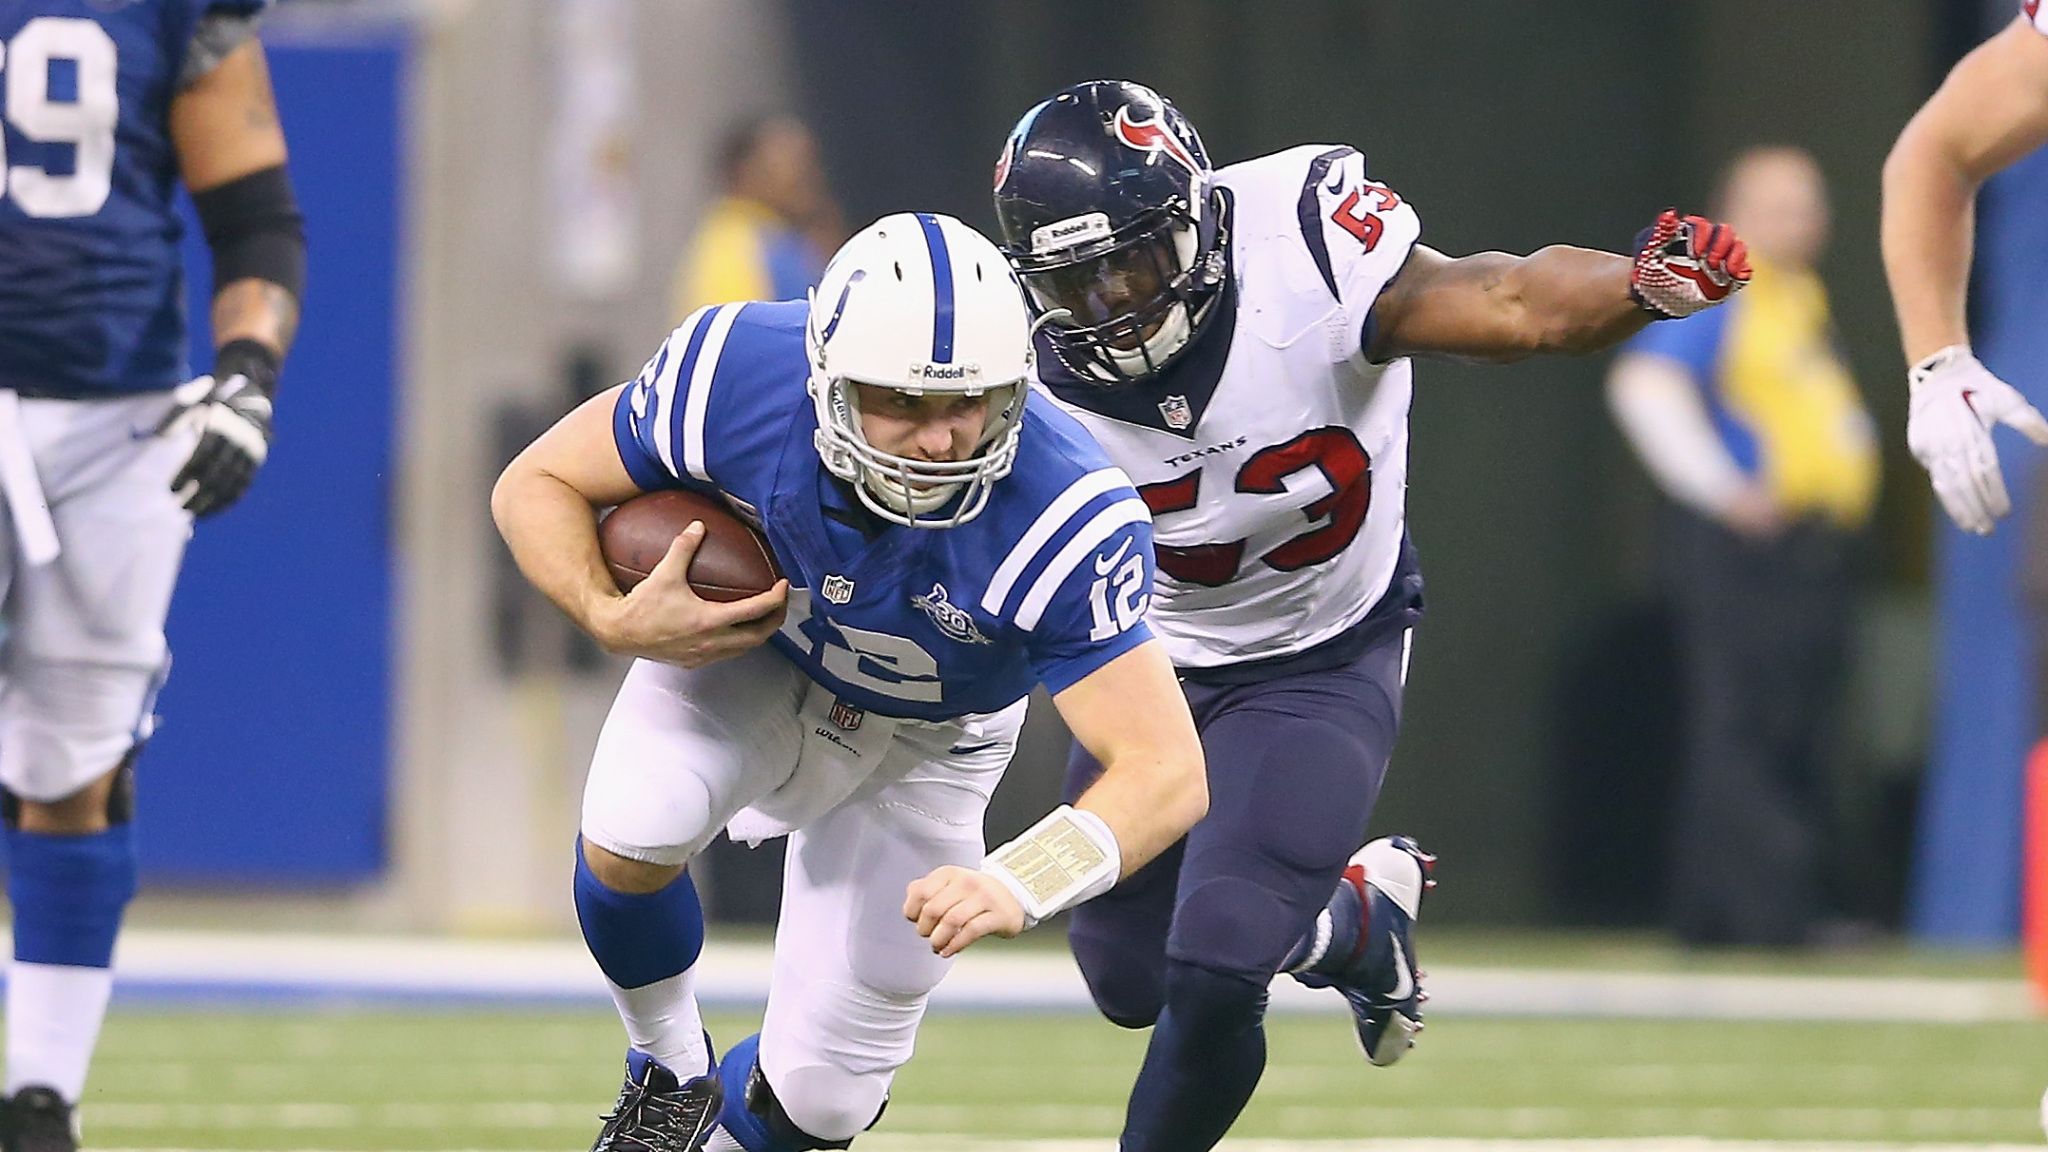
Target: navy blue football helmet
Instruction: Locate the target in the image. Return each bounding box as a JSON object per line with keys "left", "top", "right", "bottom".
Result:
{"left": 992, "top": 80, "right": 1226, "bottom": 384}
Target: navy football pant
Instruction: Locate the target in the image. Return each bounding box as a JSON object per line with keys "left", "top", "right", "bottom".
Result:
{"left": 1064, "top": 629, "right": 1407, "bottom": 1152}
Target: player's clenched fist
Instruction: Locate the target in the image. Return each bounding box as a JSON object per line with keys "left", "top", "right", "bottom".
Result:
{"left": 1629, "top": 208, "right": 1752, "bottom": 319}
{"left": 904, "top": 865, "right": 1027, "bottom": 958}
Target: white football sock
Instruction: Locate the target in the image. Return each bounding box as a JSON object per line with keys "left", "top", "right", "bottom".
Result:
{"left": 608, "top": 968, "right": 710, "bottom": 1078}
{"left": 6, "top": 961, "right": 115, "bottom": 1102}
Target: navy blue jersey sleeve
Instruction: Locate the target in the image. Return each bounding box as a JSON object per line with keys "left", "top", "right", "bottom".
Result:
{"left": 613, "top": 300, "right": 809, "bottom": 497}
{"left": 1622, "top": 303, "right": 1733, "bottom": 383}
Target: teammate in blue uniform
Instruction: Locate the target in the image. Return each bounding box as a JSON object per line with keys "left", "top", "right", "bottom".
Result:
{"left": 0, "top": 3, "right": 304, "bottom": 1149}
{"left": 493, "top": 212, "right": 1207, "bottom": 1152}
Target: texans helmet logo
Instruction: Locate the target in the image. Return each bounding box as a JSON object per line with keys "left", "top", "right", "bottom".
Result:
{"left": 993, "top": 135, "right": 1017, "bottom": 191}
{"left": 1113, "top": 105, "right": 1200, "bottom": 176}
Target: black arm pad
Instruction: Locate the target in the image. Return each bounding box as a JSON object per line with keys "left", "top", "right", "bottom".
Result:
{"left": 192, "top": 163, "right": 305, "bottom": 304}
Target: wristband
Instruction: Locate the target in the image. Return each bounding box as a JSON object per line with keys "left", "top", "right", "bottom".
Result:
{"left": 981, "top": 804, "right": 1121, "bottom": 930}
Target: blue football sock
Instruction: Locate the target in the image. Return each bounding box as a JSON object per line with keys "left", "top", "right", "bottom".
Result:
{"left": 573, "top": 837, "right": 705, "bottom": 989}
{"left": 6, "top": 824, "right": 137, "bottom": 968}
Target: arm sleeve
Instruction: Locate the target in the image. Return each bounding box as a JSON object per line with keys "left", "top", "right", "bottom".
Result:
{"left": 1291, "top": 147, "right": 1423, "bottom": 365}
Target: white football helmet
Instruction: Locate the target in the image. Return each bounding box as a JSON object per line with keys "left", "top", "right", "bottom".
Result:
{"left": 808, "top": 212, "right": 1033, "bottom": 528}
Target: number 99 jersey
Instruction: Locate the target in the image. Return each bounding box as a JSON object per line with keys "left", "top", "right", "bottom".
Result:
{"left": 0, "top": 0, "right": 267, "bottom": 399}
{"left": 1034, "top": 144, "right": 1424, "bottom": 675}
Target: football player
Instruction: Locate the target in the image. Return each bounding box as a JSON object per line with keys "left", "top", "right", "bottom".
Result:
{"left": 1883, "top": 0, "right": 2048, "bottom": 535}
{"left": 0, "top": 4, "right": 303, "bottom": 1150}
{"left": 992, "top": 80, "right": 1750, "bottom": 1152}
{"left": 492, "top": 213, "right": 1207, "bottom": 1152}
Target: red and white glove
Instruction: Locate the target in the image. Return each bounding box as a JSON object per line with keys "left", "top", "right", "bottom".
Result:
{"left": 1629, "top": 209, "right": 1752, "bottom": 320}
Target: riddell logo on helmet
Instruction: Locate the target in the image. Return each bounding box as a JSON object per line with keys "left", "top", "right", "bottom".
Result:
{"left": 1113, "top": 105, "right": 1200, "bottom": 176}
{"left": 911, "top": 362, "right": 981, "bottom": 384}
{"left": 1031, "top": 212, "right": 1113, "bottom": 255}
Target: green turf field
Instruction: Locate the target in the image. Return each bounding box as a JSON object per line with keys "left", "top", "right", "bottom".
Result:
{"left": 65, "top": 1007, "right": 2048, "bottom": 1150}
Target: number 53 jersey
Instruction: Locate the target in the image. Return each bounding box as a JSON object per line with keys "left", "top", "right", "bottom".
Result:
{"left": 0, "top": 0, "right": 267, "bottom": 398}
{"left": 1036, "top": 144, "right": 1425, "bottom": 675}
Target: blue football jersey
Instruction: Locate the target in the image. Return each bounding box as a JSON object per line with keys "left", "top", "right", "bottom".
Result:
{"left": 614, "top": 300, "right": 1158, "bottom": 722}
{"left": 0, "top": 0, "right": 265, "bottom": 398}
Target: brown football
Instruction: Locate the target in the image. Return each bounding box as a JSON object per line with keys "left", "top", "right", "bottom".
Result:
{"left": 597, "top": 489, "right": 780, "bottom": 602}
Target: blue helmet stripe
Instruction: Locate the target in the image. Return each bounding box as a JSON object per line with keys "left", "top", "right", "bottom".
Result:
{"left": 915, "top": 213, "right": 955, "bottom": 363}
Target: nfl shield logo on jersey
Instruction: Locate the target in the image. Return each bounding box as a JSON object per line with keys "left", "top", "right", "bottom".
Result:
{"left": 1158, "top": 394, "right": 1193, "bottom": 430}
{"left": 828, "top": 698, "right": 864, "bottom": 731}
{"left": 821, "top": 574, "right": 855, "bottom": 604}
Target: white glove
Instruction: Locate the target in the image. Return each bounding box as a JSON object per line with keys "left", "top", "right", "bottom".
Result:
{"left": 1907, "top": 346, "right": 2048, "bottom": 535}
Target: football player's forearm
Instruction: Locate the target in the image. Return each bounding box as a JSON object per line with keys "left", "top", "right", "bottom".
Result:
{"left": 1076, "top": 746, "right": 1208, "bottom": 877}
{"left": 212, "top": 278, "right": 299, "bottom": 359}
{"left": 491, "top": 465, "right": 621, "bottom": 638}
{"left": 1882, "top": 122, "right": 1979, "bottom": 363}
{"left": 1504, "top": 246, "right": 1650, "bottom": 356}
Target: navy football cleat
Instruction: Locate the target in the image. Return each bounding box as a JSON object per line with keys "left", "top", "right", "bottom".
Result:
{"left": 590, "top": 1051, "right": 724, "bottom": 1152}
{"left": 1295, "top": 835, "right": 1436, "bottom": 1066}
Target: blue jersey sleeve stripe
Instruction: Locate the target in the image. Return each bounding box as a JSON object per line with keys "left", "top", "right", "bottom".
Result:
{"left": 681, "top": 303, "right": 743, "bottom": 482}
{"left": 652, "top": 307, "right": 715, "bottom": 477}
{"left": 915, "top": 213, "right": 955, "bottom": 363}
{"left": 613, "top": 386, "right": 671, "bottom": 492}
{"left": 1015, "top": 497, "right": 1152, "bottom": 632}
{"left": 981, "top": 467, "right": 1131, "bottom": 616}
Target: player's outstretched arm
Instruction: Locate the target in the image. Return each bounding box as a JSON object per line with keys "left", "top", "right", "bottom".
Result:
{"left": 1884, "top": 17, "right": 2048, "bottom": 363}
{"left": 160, "top": 36, "right": 305, "bottom": 517}
{"left": 1883, "top": 17, "right": 2048, "bottom": 534}
{"left": 492, "top": 386, "right": 787, "bottom": 664}
{"left": 905, "top": 640, "right": 1207, "bottom": 958}
{"left": 1367, "top": 212, "right": 1749, "bottom": 364}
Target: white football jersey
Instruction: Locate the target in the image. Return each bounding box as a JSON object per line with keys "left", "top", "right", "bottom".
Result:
{"left": 2028, "top": 0, "right": 2046, "bottom": 35}
{"left": 1035, "top": 144, "right": 1422, "bottom": 670}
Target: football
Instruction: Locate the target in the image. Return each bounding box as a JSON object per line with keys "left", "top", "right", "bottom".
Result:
{"left": 597, "top": 489, "right": 780, "bottom": 602}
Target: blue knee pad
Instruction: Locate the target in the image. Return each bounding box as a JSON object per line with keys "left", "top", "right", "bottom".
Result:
{"left": 1168, "top": 874, "right": 1319, "bottom": 983}
{"left": 6, "top": 824, "right": 137, "bottom": 967}
{"left": 573, "top": 837, "right": 704, "bottom": 989}
{"left": 1160, "top": 957, "right": 1268, "bottom": 1035}
{"left": 713, "top": 1032, "right": 874, "bottom": 1151}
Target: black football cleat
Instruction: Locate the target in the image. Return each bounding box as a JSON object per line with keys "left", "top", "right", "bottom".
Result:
{"left": 3, "top": 1086, "right": 80, "bottom": 1152}
{"left": 590, "top": 1052, "right": 724, "bottom": 1152}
